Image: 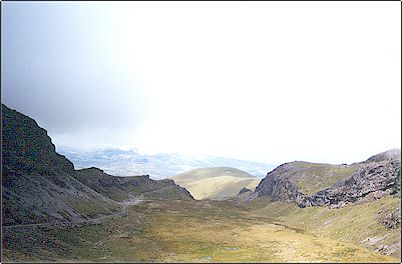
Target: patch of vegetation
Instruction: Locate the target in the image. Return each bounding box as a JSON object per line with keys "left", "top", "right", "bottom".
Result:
{"left": 3, "top": 199, "right": 399, "bottom": 262}
{"left": 171, "top": 167, "right": 260, "bottom": 199}
{"left": 289, "top": 162, "right": 360, "bottom": 195}
{"left": 249, "top": 196, "right": 401, "bottom": 258}
{"left": 128, "top": 185, "right": 148, "bottom": 193}
{"left": 66, "top": 200, "right": 120, "bottom": 218}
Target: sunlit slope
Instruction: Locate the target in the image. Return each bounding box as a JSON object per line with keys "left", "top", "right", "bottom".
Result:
{"left": 170, "top": 167, "right": 260, "bottom": 199}
{"left": 246, "top": 195, "right": 401, "bottom": 258}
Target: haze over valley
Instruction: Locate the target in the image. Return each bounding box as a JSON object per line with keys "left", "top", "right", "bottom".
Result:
{"left": 1, "top": 1, "right": 401, "bottom": 263}
{"left": 58, "top": 147, "right": 275, "bottom": 179}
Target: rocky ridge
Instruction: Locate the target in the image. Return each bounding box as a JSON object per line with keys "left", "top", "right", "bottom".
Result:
{"left": 254, "top": 150, "right": 401, "bottom": 209}
{"left": 1, "top": 104, "right": 193, "bottom": 226}
{"left": 239, "top": 187, "right": 252, "bottom": 195}
{"left": 74, "top": 167, "right": 193, "bottom": 201}
{"left": 300, "top": 157, "right": 400, "bottom": 208}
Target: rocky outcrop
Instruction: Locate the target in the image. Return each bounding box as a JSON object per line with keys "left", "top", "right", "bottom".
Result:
{"left": 140, "top": 178, "right": 195, "bottom": 200}
{"left": 300, "top": 157, "right": 400, "bottom": 208}
{"left": 380, "top": 208, "right": 401, "bottom": 229}
{"left": 254, "top": 150, "right": 401, "bottom": 208}
{"left": 74, "top": 168, "right": 194, "bottom": 201}
{"left": 255, "top": 163, "right": 306, "bottom": 204}
{"left": 2, "top": 104, "right": 74, "bottom": 175}
{"left": 239, "top": 187, "right": 252, "bottom": 195}
{"left": 391, "top": 167, "right": 400, "bottom": 197}
{"left": 364, "top": 149, "right": 401, "bottom": 163}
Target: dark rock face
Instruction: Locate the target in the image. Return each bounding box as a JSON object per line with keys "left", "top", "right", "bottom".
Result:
{"left": 255, "top": 163, "right": 307, "bottom": 204}
{"left": 380, "top": 208, "right": 401, "bottom": 229}
{"left": 391, "top": 167, "right": 400, "bottom": 197}
{"left": 2, "top": 104, "right": 120, "bottom": 225}
{"left": 239, "top": 187, "right": 252, "bottom": 195}
{"left": 2, "top": 104, "right": 74, "bottom": 175}
{"left": 300, "top": 158, "right": 400, "bottom": 208}
{"left": 254, "top": 150, "right": 401, "bottom": 208}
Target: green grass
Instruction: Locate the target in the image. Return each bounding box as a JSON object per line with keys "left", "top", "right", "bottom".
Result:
{"left": 248, "top": 195, "right": 401, "bottom": 258}
{"left": 2, "top": 199, "right": 399, "bottom": 262}
{"left": 66, "top": 200, "right": 121, "bottom": 218}
{"left": 171, "top": 167, "right": 255, "bottom": 181}
{"left": 285, "top": 162, "right": 360, "bottom": 195}
{"left": 171, "top": 167, "right": 260, "bottom": 199}
{"left": 128, "top": 185, "right": 148, "bottom": 193}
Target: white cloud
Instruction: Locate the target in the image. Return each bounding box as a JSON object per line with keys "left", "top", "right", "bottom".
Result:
{"left": 3, "top": 1, "right": 401, "bottom": 165}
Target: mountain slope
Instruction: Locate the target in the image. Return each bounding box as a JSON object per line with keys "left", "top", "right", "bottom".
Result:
{"left": 171, "top": 167, "right": 260, "bottom": 200}
{"left": 247, "top": 195, "right": 401, "bottom": 258}
{"left": 1, "top": 104, "right": 121, "bottom": 225}
{"left": 253, "top": 150, "right": 401, "bottom": 208}
{"left": 1, "top": 104, "right": 193, "bottom": 226}
{"left": 243, "top": 150, "right": 401, "bottom": 257}
{"left": 73, "top": 167, "right": 193, "bottom": 201}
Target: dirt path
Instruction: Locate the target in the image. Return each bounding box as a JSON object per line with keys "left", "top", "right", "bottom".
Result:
{"left": 2, "top": 199, "right": 399, "bottom": 263}
{"left": 2, "top": 197, "right": 146, "bottom": 230}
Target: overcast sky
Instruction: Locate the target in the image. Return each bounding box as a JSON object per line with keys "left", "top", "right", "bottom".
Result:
{"left": 2, "top": 2, "right": 401, "bottom": 165}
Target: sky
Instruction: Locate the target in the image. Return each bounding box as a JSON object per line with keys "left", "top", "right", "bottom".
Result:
{"left": 2, "top": 1, "right": 401, "bottom": 165}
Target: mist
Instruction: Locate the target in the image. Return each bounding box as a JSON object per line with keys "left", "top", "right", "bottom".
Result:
{"left": 2, "top": 2, "right": 401, "bottom": 165}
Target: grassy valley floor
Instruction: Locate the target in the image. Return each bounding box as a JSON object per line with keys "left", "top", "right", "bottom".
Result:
{"left": 2, "top": 198, "right": 400, "bottom": 262}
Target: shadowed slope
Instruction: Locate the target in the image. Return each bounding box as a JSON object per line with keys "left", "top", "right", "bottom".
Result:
{"left": 1, "top": 104, "right": 193, "bottom": 226}
{"left": 74, "top": 168, "right": 194, "bottom": 201}
{"left": 1, "top": 104, "right": 121, "bottom": 225}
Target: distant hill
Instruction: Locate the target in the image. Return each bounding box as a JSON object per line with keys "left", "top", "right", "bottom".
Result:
{"left": 170, "top": 167, "right": 261, "bottom": 200}
{"left": 58, "top": 147, "right": 276, "bottom": 179}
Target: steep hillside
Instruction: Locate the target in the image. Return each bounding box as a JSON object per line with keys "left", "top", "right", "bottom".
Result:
{"left": 301, "top": 156, "right": 400, "bottom": 208}
{"left": 1, "top": 104, "right": 121, "bottom": 225}
{"left": 1, "top": 104, "right": 192, "bottom": 226}
{"left": 171, "top": 167, "right": 260, "bottom": 200}
{"left": 257, "top": 162, "right": 360, "bottom": 196}
{"left": 254, "top": 150, "right": 401, "bottom": 208}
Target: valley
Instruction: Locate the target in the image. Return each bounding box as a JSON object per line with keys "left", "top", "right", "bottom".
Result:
{"left": 3, "top": 2, "right": 401, "bottom": 263}
{"left": 1, "top": 104, "right": 401, "bottom": 263}
{"left": 3, "top": 198, "right": 400, "bottom": 262}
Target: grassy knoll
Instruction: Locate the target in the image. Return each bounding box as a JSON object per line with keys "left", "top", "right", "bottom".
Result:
{"left": 171, "top": 167, "right": 260, "bottom": 199}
